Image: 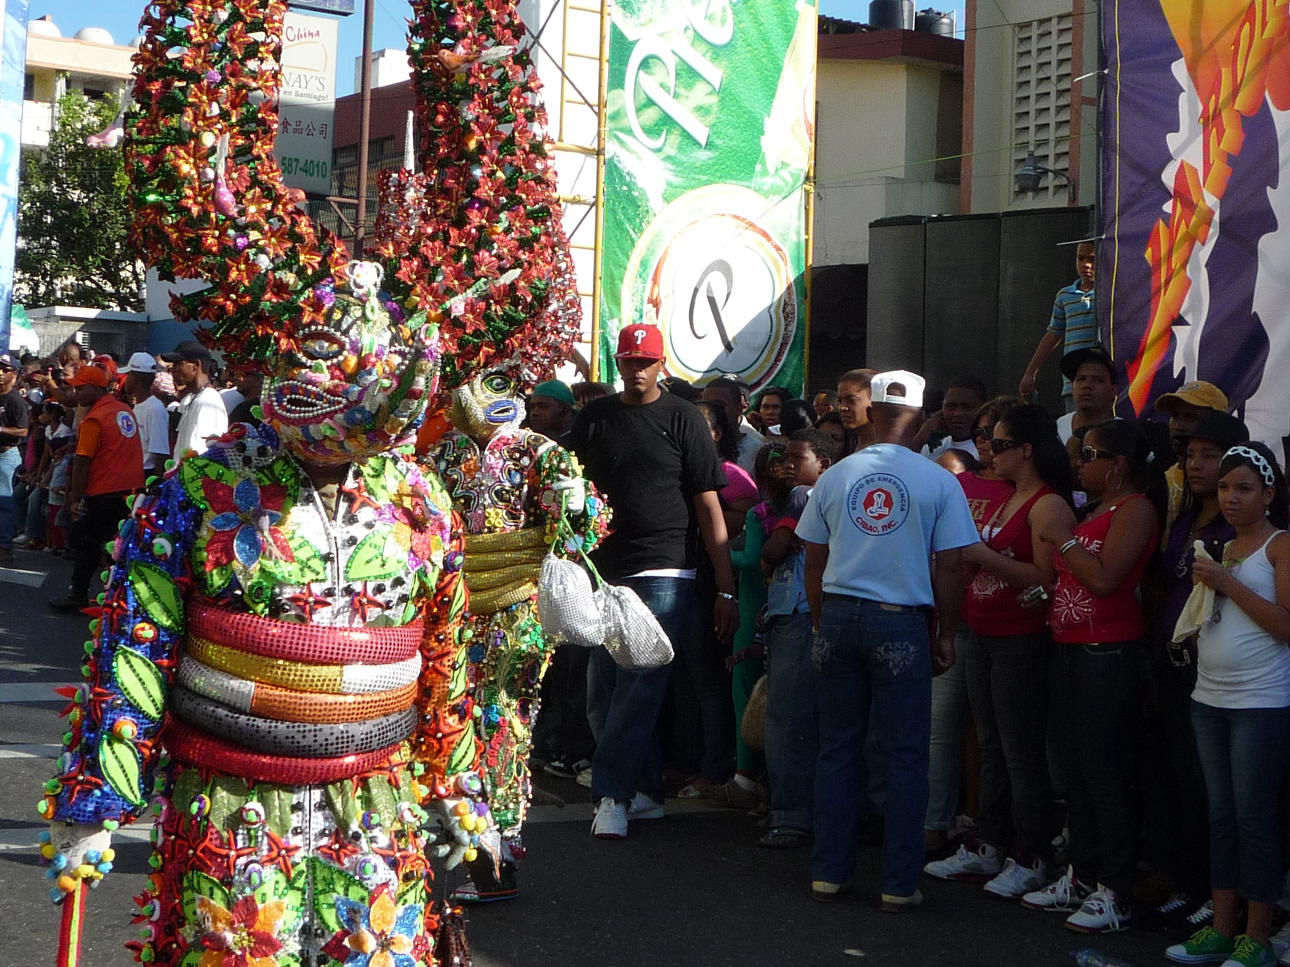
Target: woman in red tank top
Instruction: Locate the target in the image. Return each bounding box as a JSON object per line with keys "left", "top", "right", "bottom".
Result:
{"left": 1027, "top": 418, "right": 1161, "bottom": 934}
{"left": 927, "top": 403, "right": 1076, "bottom": 895}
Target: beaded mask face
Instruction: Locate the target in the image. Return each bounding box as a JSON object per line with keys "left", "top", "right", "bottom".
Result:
{"left": 262, "top": 262, "right": 441, "bottom": 465}
{"left": 448, "top": 366, "right": 525, "bottom": 444}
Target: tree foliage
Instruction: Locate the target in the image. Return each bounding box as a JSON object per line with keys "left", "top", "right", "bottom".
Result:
{"left": 16, "top": 91, "right": 145, "bottom": 311}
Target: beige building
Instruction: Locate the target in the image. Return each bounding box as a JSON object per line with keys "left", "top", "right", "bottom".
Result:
{"left": 960, "top": 0, "right": 1098, "bottom": 212}
{"left": 22, "top": 16, "right": 136, "bottom": 148}
{"left": 813, "top": 23, "right": 963, "bottom": 267}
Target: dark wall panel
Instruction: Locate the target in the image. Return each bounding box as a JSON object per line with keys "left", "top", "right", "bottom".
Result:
{"left": 865, "top": 218, "right": 926, "bottom": 373}
{"left": 923, "top": 216, "right": 1000, "bottom": 395}
{"left": 808, "top": 264, "right": 868, "bottom": 394}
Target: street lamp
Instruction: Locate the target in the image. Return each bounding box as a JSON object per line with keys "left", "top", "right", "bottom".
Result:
{"left": 1015, "top": 150, "right": 1074, "bottom": 203}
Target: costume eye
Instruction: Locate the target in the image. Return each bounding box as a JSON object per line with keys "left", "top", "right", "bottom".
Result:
{"left": 483, "top": 374, "right": 512, "bottom": 395}
{"left": 298, "top": 330, "right": 346, "bottom": 361}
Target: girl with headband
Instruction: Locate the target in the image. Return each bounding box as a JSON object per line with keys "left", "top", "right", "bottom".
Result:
{"left": 1167, "top": 441, "right": 1290, "bottom": 967}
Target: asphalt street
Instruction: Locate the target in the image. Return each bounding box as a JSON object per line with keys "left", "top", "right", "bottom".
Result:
{"left": 0, "top": 545, "right": 1175, "bottom": 967}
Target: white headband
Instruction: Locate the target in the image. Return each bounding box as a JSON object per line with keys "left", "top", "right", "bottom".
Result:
{"left": 1225, "top": 445, "right": 1277, "bottom": 487}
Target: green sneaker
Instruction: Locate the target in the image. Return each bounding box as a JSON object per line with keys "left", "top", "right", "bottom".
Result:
{"left": 1222, "top": 935, "right": 1277, "bottom": 967}
{"left": 1165, "top": 926, "right": 1236, "bottom": 965}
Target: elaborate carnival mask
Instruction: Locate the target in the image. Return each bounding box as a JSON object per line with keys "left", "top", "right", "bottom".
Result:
{"left": 261, "top": 261, "right": 440, "bottom": 465}
{"left": 449, "top": 366, "right": 525, "bottom": 444}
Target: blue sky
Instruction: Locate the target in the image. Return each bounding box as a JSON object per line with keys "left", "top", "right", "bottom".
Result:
{"left": 32, "top": 0, "right": 965, "bottom": 96}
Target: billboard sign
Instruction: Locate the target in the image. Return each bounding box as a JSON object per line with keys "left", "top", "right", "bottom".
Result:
{"left": 288, "top": 0, "right": 355, "bottom": 16}
{"left": 598, "top": 0, "right": 817, "bottom": 393}
{"left": 0, "top": 0, "right": 28, "bottom": 351}
{"left": 277, "top": 12, "right": 339, "bottom": 196}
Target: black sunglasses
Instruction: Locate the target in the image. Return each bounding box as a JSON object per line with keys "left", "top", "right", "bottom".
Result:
{"left": 1080, "top": 445, "right": 1118, "bottom": 462}
{"left": 990, "top": 438, "right": 1024, "bottom": 453}
{"left": 972, "top": 426, "right": 992, "bottom": 440}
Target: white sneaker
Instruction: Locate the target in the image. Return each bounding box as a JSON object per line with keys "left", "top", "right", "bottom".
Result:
{"left": 591, "top": 797, "right": 628, "bottom": 839}
{"left": 627, "top": 792, "right": 665, "bottom": 820}
{"left": 983, "top": 857, "right": 1048, "bottom": 898}
{"left": 575, "top": 767, "right": 592, "bottom": 788}
{"left": 1065, "top": 884, "right": 1131, "bottom": 933}
{"left": 923, "top": 841, "right": 1002, "bottom": 880}
{"left": 1269, "top": 921, "right": 1290, "bottom": 964}
{"left": 1020, "top": 865, "right": 1093, "bottom": 912}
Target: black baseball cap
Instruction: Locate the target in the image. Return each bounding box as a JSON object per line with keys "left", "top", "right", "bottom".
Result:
{"left": 160, "top": 340, "right": 215, "bottom": 367}
{"left": 1186, "top": 410, "right": 1248, "bottom": 450}
{"left": 1061, "top": 346, "right": 1115, "bottom": 381}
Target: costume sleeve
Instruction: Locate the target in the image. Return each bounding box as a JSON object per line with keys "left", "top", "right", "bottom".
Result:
{"left": 413, "top": 509, "right": 479, "bottom": 795}
{"left": 535, "top": 441, "right": 611, "bottom": 557}
{"left": 43, "top": 473, "right": 197, "bottom": 826}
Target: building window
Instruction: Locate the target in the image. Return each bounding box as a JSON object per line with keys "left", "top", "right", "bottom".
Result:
{"left": 23, "top": 73, "right": 33, "bottom": 100}
{"left": 1012, "top": 14, "right": 1073, "bottom": 199}
{"left": 316, "top": 136, "right": 402, "bottom": 242}
{"left": 82, "top": 86, "right": 108, "bottom": 102}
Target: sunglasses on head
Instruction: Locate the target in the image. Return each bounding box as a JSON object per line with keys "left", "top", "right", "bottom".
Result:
{"left": 1080, "top": 445, "right": 1118, "bottom": 462}
{"left": 972, "top": 426, "right": 992, "bottom": 440}
{"left": 989, "top": 438, "right": 1024, "bottom": 453}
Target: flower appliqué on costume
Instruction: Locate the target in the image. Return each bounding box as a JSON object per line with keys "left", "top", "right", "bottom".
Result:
{"left": 194, "top": 894, "right": 287, "bottom": 967}
{"left": 204, "top": 476, "right": 292, "bottom": 571}
{"left": 1053, "top": 582, "right": 1095, "bottom": 629}
{"left": 324, "top": 883, "right": 428, "bottom": 967}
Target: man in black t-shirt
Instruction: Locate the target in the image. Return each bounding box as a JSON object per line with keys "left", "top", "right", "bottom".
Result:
{"left": 571, "top": 324, "right": 739, "bottom": 839}
{"left": 0, "top": 352, "right": 31, "bottom": 563}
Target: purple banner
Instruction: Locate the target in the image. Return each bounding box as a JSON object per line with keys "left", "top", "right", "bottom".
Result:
{"left": 1101, "top": 0, "right": 1290, "bottom": 446}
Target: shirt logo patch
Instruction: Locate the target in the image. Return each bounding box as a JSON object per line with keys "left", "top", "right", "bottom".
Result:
{"left": 846, "top": 472, "right": 910, "bottom": 536}
{"left": 116, "top": 411, "right": 138, "bottom": 438}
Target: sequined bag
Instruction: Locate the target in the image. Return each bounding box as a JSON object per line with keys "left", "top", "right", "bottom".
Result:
{"left": 537, "top": 553, "right": 603, "bottom": 647}
{"left": 597, "top": 583, "right": 674, "bottom": 670}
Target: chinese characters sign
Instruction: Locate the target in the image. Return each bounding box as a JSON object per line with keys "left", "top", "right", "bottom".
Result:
{"left": 277, "top": 12, "right": 338, "bottom": 196}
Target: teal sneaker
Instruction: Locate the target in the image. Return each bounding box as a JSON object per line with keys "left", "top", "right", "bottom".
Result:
{"left": 1165, "top": 926, "right": 1236, "bottom": 964}
{"left": 1221, "top": 935, "right": 1278, "bottom": 967}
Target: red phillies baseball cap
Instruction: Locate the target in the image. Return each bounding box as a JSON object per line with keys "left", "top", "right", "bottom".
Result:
{"left": 615, "top": 324, "right": 664, "bottom": 361}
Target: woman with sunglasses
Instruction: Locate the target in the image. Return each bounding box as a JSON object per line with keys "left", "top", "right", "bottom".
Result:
{"left": 929, "top": 404, "right": 1073, "bottom": 895}
{"left": 1023, "top": 419, "right": 1161, "bottom": 933}
{"left": 1165, "top": 443, "right": 1290, "bottom": 967}
{"left": 922, "top": 397, "right": 1018, "bottom": 856}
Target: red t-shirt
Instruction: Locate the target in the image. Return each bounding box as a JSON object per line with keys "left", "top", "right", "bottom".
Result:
{"left": 964, "top": 486, "right": 1053, "bottom": 637}
{"left": 1049, "top": 495, "right": 1156, "bottom": 644}
{"left": 957, "top": 472, "right": 1014, "bottom": 530}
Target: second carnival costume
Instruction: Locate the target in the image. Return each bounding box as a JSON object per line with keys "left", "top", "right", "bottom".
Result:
{"left": 427, "top": 367, "right": 608, "bottom": 901}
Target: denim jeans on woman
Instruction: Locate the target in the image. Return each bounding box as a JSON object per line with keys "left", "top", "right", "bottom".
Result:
{"left": 1050, "top": 640, "right": 1140, "bottom": 898}
{"left": 965, "top": 631, "right": 1055, "bottom": 860}
{"left": 812, "top": 594, "right": 932, "bottom": 897}
{"left": 926, "top": 626, "right": 970, "bottom": 833}
{"left": 764, "top": 611, "right": 816, "bottom": 832}
{"left": 587, "top": 575, "right": 700, "bottom": 804}
{"left": 1191, "top": 700, "right": 1290, "bottom": 902}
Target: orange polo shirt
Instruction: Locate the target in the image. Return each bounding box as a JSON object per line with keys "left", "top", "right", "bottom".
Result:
{"left": 76, "top": 395, "right": 145, "bottom": 496}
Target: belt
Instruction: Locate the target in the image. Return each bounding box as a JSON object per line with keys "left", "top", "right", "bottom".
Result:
{"left": 821, "top": 592, "right": 930, "bottom": 614}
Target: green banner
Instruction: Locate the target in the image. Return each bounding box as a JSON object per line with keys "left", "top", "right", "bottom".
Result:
{"left": 598, "top": 0, "right": 816, "bottom": 394}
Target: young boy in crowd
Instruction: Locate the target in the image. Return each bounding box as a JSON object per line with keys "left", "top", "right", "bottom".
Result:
{"left": 757, "top": 428, "right": 841, "bottom": 848}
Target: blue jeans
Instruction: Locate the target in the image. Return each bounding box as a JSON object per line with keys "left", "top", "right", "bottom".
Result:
{"left": 0, "top": 446, "right": 21, "bottom": 549}
{"left": 764, "top": 612, "right": 816, "bottom": 831}
{"left": 926, "top": 627, "right": 970, "bottom": 831}
{"left": 1191, "top": 700, "right": 1290, "bottom": 902}
{"left": 587, "top": 576, "right": 700, "bottom": 804}
{"left": 811, "top": 594, "right": 932, "bottom": 896}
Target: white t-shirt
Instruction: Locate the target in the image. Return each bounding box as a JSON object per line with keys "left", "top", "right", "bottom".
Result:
{"left": 796, "top": 443, "right": 980, "bottom": 607}
{"left": 736, "top": 421, "right": 766, "bottom": 475}
{"left": 133, "top": 394, "right": 172, "bottom": 471}
{"left": 922, "top": 436, "right": 980, "bottom": 462}
{"left": 174, "top": 385, "right": 228, "bottom": 458}
{"left": 220, "top": 387, "right": 245, "bottom": 414}
{"left": 1057, "top": 411, "right": 1075, "bottom": 446}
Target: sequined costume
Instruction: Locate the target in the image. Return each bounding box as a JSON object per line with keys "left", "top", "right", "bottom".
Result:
{"left": 428, "top": 369, "right": 608, "bottom": 847}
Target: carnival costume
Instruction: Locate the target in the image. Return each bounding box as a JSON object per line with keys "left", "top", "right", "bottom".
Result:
{"left": 427, "top": 368, "right": 607, "bottom": 897}
{"left": 40, "top": 0, "right": 582, "bottom": 960}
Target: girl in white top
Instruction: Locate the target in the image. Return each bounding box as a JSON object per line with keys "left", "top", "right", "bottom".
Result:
{"left": 1166, "top": 442, "right": 1290, "bottom": 967}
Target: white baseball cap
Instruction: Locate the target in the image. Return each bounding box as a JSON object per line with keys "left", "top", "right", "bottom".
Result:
{"left": 123, "top": 351, "right": 158, "bottom": 374}
{"left": 870, "top": 370, "right": 926, "bottom": 409}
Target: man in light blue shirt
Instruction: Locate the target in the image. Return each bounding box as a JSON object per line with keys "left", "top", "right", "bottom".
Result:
{"left": 796, "top": 370, "right": 979, "bottom": 910}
